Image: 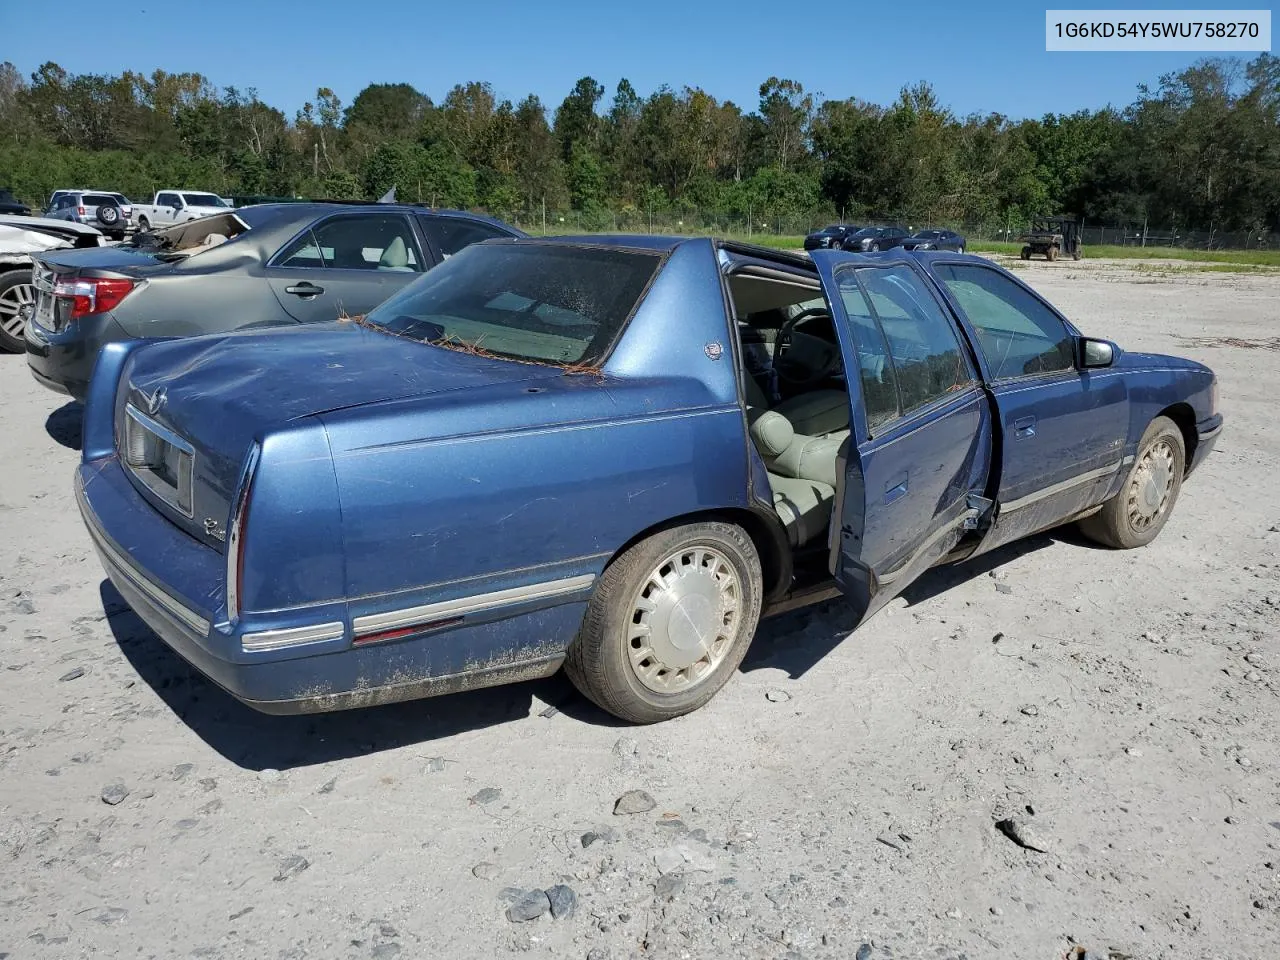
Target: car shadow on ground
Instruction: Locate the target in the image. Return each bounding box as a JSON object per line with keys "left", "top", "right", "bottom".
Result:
{"left": 739, "top": 529, "right": 1097, "bottom": 679}
{"left": 99, "top": 580, "right": 625, "bottom": 771}
{"left": 46, "top": 401, "right": 83, "bottom": 450}
{"left": 102, "top": 529, "right": 1103, "bottom": 767}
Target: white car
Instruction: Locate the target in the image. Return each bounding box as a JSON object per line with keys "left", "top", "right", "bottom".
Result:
{"left": 0, "top": 216, "right": 104, "bottom": 352}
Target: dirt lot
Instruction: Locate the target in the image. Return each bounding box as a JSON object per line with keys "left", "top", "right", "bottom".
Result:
{"left": 1, "top": 258, "right": 1278, "bottom": 960}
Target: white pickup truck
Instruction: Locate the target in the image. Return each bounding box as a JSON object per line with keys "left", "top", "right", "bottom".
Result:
{"left": 134, "top": 190, "right": 232, "bottom": 231}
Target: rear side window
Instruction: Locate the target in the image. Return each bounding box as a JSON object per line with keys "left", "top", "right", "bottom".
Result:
{"left": 933, "top": 263, "right": 1074, "bottom": 379}
{"left": 365, "top": 242, "right": 661, "bottom": 366}
{"left": 835, "top": 263, "right": 971, "bottom": 426}
{"left": 274, "top": 214, "right": 423, "bottom": 272}
{"left": 420, "top": 217, "right": 510, "bottom": 259}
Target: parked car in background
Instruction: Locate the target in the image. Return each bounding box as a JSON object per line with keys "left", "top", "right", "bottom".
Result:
{"left": 47, "top": 189, "right": 133, "bottom": 229}
{"left": 836, "top": 225, "right": 910, "bottom": 252}
{"left": 133, "top": 190, "right": 232, "bottom": 231}
{"left": 0, "top": 216, "right": 104, "bottom": 352}
{"left": 25, "top": 202, "right": 525, "bottom": 398}
{"left": 803, "top": 224, "right": 859, "bottom": 251}
{"left": 73, "top": 237, "right": 1221, "bottom": 723}
{"left": 0, "top": 188, "right": 31, "bottom": 216}
{"left": 43, "top": 191, "right": 129, "bottom": 240}
{"left": 901, "top": 229, "right": 966, "bottom": 253}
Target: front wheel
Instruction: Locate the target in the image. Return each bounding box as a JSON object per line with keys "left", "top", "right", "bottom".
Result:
{"left": 565, "top": 521, "right": 763, "bottom": 723}
{"left": 0, "top": 269, "right": 34, "bottom": 353}
{"left": 1078, "top": 416, "right": 1185, "bottom": 549}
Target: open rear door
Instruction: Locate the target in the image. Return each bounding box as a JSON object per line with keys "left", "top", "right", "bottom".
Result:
{"left": 809, "top": 250, "right": 994, "bottom": 623}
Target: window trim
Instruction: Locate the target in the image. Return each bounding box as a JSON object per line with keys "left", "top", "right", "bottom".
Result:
{"left": 930, "top": 259, "right": 1080, "bottom": 384}
{"left": 267, "top": 211, "right": 425, "bottom": 272}
{"left": 834, "top": 260, "right": 979, "bottom": 439}
{"left": 416, "top": 213, "right": 516, "bottom": 264}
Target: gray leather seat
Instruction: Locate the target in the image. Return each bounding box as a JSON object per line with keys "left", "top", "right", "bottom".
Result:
{"left": 750, "top": 409, "right": 846, "bottom": 548}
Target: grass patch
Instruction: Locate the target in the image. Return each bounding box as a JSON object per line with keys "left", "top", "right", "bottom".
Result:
{"left": 971, "top": 239, "right": 1280, "bottom": 266}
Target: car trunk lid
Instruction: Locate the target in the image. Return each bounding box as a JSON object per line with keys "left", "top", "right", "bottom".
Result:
{"left": 117, "top": 321, "right": 565, "bottom": 549}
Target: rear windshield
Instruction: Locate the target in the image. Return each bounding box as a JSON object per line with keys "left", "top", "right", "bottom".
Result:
{"left": 183, "top": 193, "right": 228, "bottom": 207}
{"left": 364, "top": 242, "right": 662, "bottom": 366}
{"left": 84, "top": 194, "right": 118, "bottom": 206}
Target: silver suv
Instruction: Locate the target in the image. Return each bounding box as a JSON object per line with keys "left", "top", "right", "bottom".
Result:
{"left": 44, "top": 190, "right": 132, "bottom": 240}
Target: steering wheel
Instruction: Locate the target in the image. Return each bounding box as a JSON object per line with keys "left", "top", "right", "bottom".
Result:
{"left": 774, "top": 308, "right": 842, "bottom": 387}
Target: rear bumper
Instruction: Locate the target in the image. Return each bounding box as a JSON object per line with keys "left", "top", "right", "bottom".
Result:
{"left": 77, "top": 457, "right": 574, "bottom": 715}
{"left": 1189, "top": 413, "right": 1223, "bottom": 475}
{"left": 25, "top": 312, "right": 130, "bottom": 401}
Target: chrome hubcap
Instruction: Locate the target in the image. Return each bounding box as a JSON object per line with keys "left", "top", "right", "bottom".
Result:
{"left": 1127, "top": 439, "right": 1176, "bottom": 530}
{"left": 627, "top": 546, "right": 741, "bottom": 693}
{"left": 0, "top": 281, "right": 34, "bottom": 338}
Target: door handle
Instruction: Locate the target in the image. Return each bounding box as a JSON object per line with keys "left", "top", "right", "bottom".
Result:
{"left": 1013, "top": 416, "right": 1036, "bottom": 439}
{"left": 884, "top": 472, "right": 908, "bottom": 504}
{"left": 285, "top": 282, "right": 324, "bottom": 298}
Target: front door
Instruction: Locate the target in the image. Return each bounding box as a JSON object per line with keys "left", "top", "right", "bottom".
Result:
{"left": 810, "top": 251, "right": 994, "bottom": 623}
{"left": 928, "top": 260, "right": 1129, "bottom": 553}
{"left": 264, "top": 212, "right": 429, "bottom": 324}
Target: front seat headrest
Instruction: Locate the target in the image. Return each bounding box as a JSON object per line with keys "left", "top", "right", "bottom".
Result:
{"left": 750, "top": 410, "right": 795, "bottom": 459}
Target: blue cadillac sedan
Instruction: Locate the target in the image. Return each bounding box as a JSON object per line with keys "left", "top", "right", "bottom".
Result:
{"left": 75, "top": 237, "right": 1222, "bottom": 723}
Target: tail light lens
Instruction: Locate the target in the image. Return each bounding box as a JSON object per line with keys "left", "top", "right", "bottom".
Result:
{"left": 77, "top": 206, "right": 86, "bottom": 216}
{"left": 226, "top": 445, "right": 260, "bottom": 622}
{"left": 52, "top": 277, "right": 136, "bottom": 321}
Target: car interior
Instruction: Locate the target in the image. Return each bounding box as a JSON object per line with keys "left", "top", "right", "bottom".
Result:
{"left": 721, "top": 250, "right": 850, "bottom": 556}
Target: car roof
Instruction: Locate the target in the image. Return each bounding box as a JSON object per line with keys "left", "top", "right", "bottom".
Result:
{"left": 232, "top": 203, "right": 522, "bottom": 235}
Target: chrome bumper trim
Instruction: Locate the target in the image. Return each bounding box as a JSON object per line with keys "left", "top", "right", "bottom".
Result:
{"left": 242, "top": 621, "right": 346, "bottom": 653}
{"left": 353, "top": 573, "right": 596, "bottom": 635}
{"left": 80, "top": 494, "right": 212, "bottom": 637}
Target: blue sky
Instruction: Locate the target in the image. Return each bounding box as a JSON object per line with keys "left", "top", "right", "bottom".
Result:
{"left": 2, "top": 0, "right": 1268, "bottom": 119}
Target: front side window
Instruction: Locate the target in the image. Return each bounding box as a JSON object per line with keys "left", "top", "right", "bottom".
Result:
{"left": 419, "top": 216, "right": 510, "bottom": 259}
{"left": 836, "top": 263, "right": 971, "bottom": 424}
{"left": 274, "top": 214, "right": 423, "bottom": 272}
{"left": 365, "top": 242, "right": 661, "bottom": 366}
{"left": 182, "top": 193, "right": 228, "bottom": 207}
{"left": 933, "top": 263, "right": 1074, "bottom": 379}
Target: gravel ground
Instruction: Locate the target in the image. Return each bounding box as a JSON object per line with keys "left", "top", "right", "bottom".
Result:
{"left": 1, "top": 258, "right": 1278, "bottom": 960}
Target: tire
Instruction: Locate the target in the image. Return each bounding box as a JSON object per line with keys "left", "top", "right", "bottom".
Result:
{"left": 137, "top": 216, "right": 151, "bottom": 232}
{"left": 0, "top": 269, "right": 34, "bottom": 353}
{"left": 1072, "top": 250, "right": 1082, "bottom": 261}
{"left": 870, "top": 242, "right": 880, "bottom": 252}
{"left": 565, "top": 521, "right": 764, "bottom": 724}
{"left": 957, "top": 245, "right": 965, "bottom": 254}
{"left": 1020, "top": 247, "right": 1031, "bottom": 260}
{"left": 96, "top": 203, "right": 120, "bottom": 227}
{"left": 1078, "top": 416, "right": 1186, "bottom": 549}
{"left": 1046, "top": 245, "right": 1058, "bottom": 261}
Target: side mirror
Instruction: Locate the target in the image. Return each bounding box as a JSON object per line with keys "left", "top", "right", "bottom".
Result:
{"left": 1079, "top": 337, "right": 1116, "bottom": 369}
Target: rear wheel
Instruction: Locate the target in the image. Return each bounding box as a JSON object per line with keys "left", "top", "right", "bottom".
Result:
{"left": 565, "top": 521, "right": 763, "bottom": 723}
{"left": 1046, "top": 245, "right": 1058, "bottom": 261}
{"left": 1078, "top": 416, "right": 1185, "bottom": 549}
{"left": 137, "top": 215, "right": 151, "bottom": 232}
{"left": 0, "top": 269, "right": 34, "bottom": 353}
{"left": 1020, "top": 246, "right": 1031, "bottom": 260}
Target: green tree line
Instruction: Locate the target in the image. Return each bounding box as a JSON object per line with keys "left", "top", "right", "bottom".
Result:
{"left": 1, "top": 56, "right": 1277, "bottom": 233}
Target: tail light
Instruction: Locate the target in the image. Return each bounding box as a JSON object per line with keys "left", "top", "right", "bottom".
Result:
{"left": 226, "top": 445, "right": 261, "bottom": 622}
{"left": 52, "top": 277, "right": 136, "bottom": 321}
{"left": 77, "top": 206, "right": 86, "bottom": 216}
